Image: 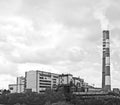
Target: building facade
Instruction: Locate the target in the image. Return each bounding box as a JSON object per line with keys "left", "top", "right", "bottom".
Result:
{"left": 58, "top": 74, "right": 87, "bottom": 92}
{"left": 9, "top": 84, "right": 17, "bottom": 93}
{"left": 17, "top": 77, "right": 25, "bottom": 93}
{"left": 9, "top": 77, "right": 25, "bottom": 93}
{"left": 8, "top": 70, "right": 88, "bottom": 93}
{"left": 73, "top": 77, "right": 84, "bottom": 87}
{"left": 25, "top": 70, "right": 59, "bottom": 93}
{"left": 59, "top": 74, "right": 73, "bottom": 85}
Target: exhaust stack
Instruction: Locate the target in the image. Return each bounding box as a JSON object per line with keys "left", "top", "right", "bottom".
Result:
{"left": 102, "top": 30, "right": 111, "bottom": 92}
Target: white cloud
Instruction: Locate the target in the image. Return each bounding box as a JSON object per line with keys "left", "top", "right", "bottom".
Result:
{"left": 0, "top": 74, "right": 16, "bottom": 89}
{"left": 0, "top": 0, "right": 22, "bottom": 15}
{"left": 0, "top": 56, "right": 18, "bottom": 76}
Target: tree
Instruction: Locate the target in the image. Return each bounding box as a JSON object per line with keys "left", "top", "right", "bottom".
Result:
{"left": 2, "top": 89, "right": 10, "bottom": 95}
{"left": 0, "top": 94, "right": 9, "bottom": 104}
{"left": 44, "top": 89, "right": 66, "bottom": 104}
{"left": 52, "top": 101, "right": 73, "bottom": 105}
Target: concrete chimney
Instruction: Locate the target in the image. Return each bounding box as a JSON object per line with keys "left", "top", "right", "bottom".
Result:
{"left": 102, "top": 31, "right": 106, "bottom": 89}
{"left": 102, "top": 30, "right": 111, "bottom": 92}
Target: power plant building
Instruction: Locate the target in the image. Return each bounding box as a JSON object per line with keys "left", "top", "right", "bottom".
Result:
{"left": 59, "top": 74, "right": 73, "bottom": 85}
{"left": 59, "top": 74, "right": 86, "bottom": 90}
{"left": 9, "top": 70, "right": 87, "bottom": 93}
{"left": 25, "top": 70, "right": 59, "bottom": 93}
{"left": 9, "top": 84, "right": 17, "bottom": 93}
{"left": 73, "top": 77, "right": 84, "bottom": 87}
{"left": 17, "top": 77, "right": 25, "bottom": 93}
{"left": 9, "top": 77, "right": 25, "bottom": 93}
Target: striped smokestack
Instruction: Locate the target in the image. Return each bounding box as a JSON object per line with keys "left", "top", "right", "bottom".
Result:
{"left": 102, "top": 31, "right": 106, "bottom": 89}
{"left": 102, "top": 30, "right": 111, "bottom": 92}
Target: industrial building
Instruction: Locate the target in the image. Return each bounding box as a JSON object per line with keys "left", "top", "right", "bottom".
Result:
{"left": 73, "top": 77, "right": 84, "bottom": 87}
{"left": 9, "top": 77, "right": 25, "bottom": 93}
{"left": 59, "top": 74, "right": 85, "bottom": 88}
{"left": 8, "top": 70, "right": 87, "bottom": 93}
{"left": 25, "top": 70, "right": 59, "bottom": 93}
{"left": 9, "top": 84, "right": 17, "bottom": 93}
{"left": 58, "top": 74, "right": 88, "bottom": 93}
{"left": 59, "top": 74, "right": 73, "bottom": 85}
{"left": 17, "top": 77, "right": 25, "bottom": 93}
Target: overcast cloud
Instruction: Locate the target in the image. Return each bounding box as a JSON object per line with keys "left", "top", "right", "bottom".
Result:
{"left": 0, "top": 0, "right": 120, "bottom": 89}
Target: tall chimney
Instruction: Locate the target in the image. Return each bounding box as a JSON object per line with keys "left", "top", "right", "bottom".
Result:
{"left": 102, "top": 30, "right": 111, "bottom": 92}
{"left": 102, "top": 31, "right": 106, "bottom": 89}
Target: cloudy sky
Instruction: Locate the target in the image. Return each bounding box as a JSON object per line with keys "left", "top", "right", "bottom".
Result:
{"left": 0, "top": 0, "right": 120, "bottom": 89}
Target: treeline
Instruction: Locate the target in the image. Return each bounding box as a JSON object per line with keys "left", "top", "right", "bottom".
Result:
{"left": 71, "top": 95, "right": 120, "bottom": 105}
{"left": 0, "top": 90, "right": 68, "bottom": 105}
{"left": 0, "top": 90, "right": 120, "bottom": 105}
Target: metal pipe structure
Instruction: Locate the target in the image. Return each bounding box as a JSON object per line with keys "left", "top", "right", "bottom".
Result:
{"left": 102, "top": 30, "right": 111, "bottom": 92}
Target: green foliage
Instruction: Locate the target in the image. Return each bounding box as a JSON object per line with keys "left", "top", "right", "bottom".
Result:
{"left": 44, "top": 89, "right": 65, "bottom": 103}
{"left": 2, "top": 89, "right": 10, "bottom": 95}
{"left": 0, "top": 90, "right": 120, "bottom": 105}
{"left": 0, "top": 89, "right": 66, "bottom": 105}
{"left": 0, "top": 94, "right": 9, "bottom": 104}
{"left": 71, "top": 95, "right": 120, "bottom": 105}
{"left": 52, "top": 101, "right": 73, "bottom": 105}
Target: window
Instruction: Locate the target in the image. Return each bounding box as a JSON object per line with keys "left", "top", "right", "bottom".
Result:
{"left": 39, "top": 86, "right": 51, "bottom": 88}
{"left": 40, "top": 80, "right": 51, "bottom": 83}
{"left": 40, "top": 83, "right": 51, "bottom": 85}
{"left": 10, "top": 87, "right": 13, "bottom": 90}
{"left": 53, "top": 76, "right": 58, "bottom": 78}
{"left": 53, "top": 81, "right": 56, "bottom": 83}
{"left": 39, "top": 90, "right": 45, "bottom": 92}
{"left": 40, "top": 74, "right": 51, "bottom": 77}
{"left": 40, "top": 77, "right": 44, "bottom": 79}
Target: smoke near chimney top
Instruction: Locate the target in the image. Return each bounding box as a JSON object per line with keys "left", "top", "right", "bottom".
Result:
{"left": 94, "top": 10, "right": 109, "bottom": 30}
{"left": 93, "top": 0, "right": 112, "bottom": 30}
